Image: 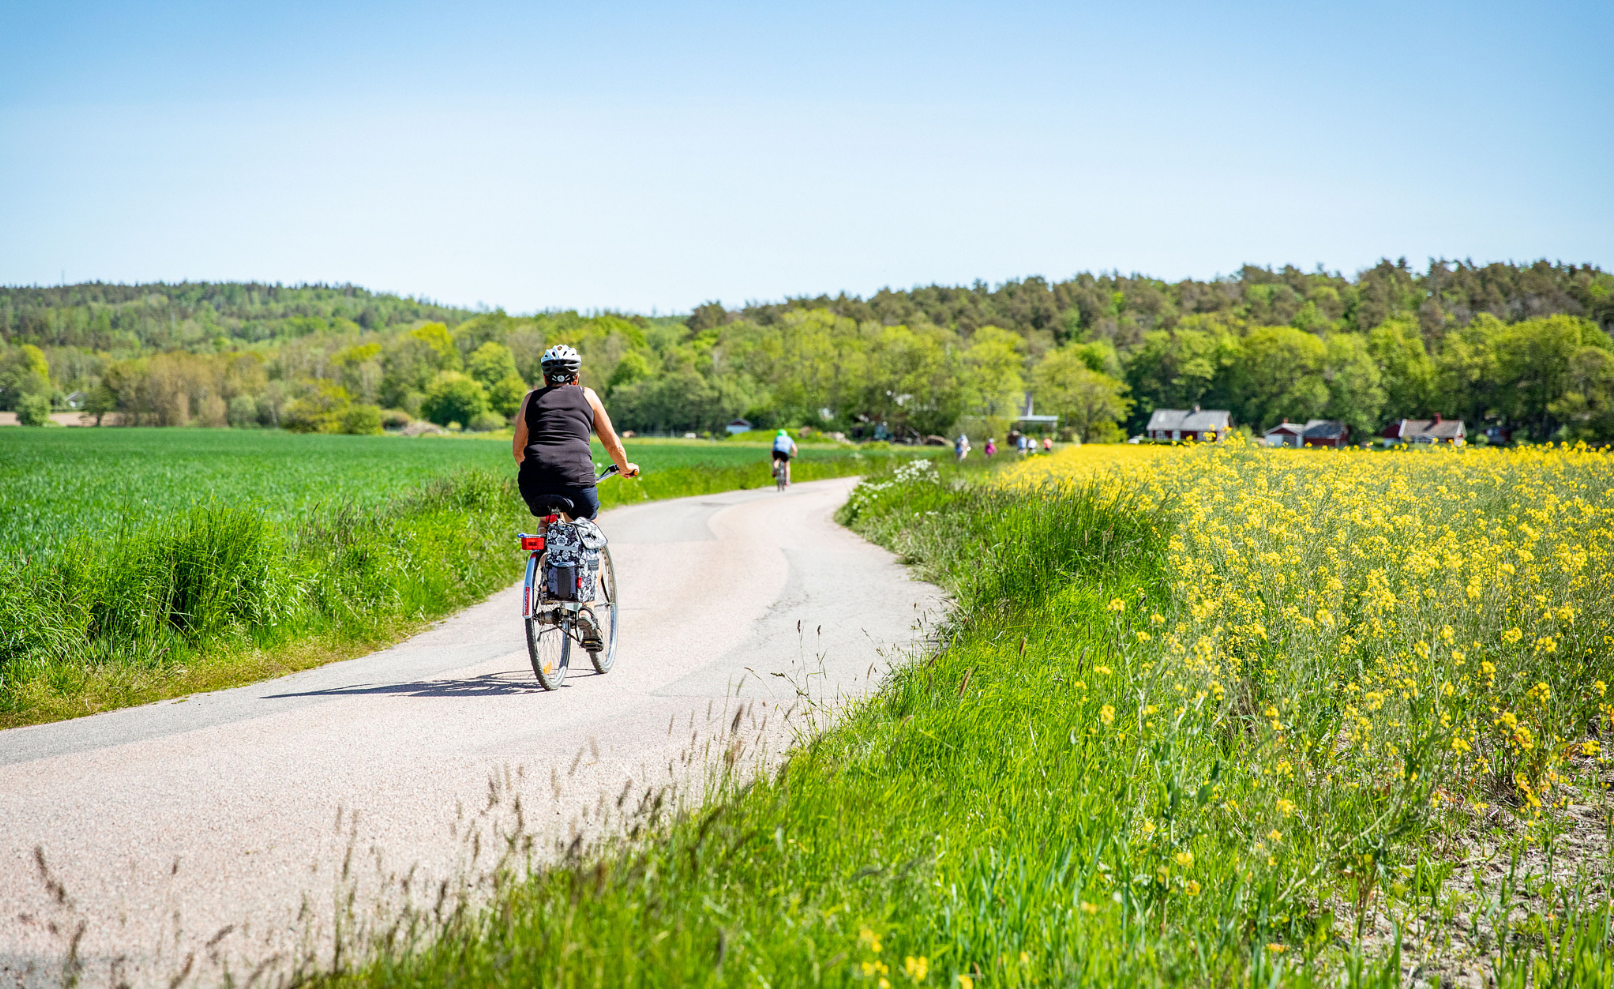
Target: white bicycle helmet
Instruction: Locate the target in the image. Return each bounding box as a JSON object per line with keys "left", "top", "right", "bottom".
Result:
{"left": 540, "top": 344, "right": 581, "bottom": 381}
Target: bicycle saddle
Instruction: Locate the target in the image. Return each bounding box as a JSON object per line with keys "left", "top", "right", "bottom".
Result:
{"left": 529, "top": 494, "right": 575, "bottom": 515}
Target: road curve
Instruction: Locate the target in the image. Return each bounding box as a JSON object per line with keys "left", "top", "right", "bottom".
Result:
{"left": 0, "top": 477, "right": 946, "bottom": 989}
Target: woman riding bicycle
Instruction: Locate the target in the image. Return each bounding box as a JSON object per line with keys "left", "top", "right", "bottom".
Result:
{"left": 512, "top": 344, "right": 639, "bottom": 519}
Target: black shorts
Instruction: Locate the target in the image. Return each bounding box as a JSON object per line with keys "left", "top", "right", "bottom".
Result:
{"left": 517, "top": 471, "right": 600, "bottom": 520}
{"left": 772, "top": 450, "right": 791, "bottom": 463}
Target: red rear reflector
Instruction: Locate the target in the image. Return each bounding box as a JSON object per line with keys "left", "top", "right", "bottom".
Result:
{"left": 520, "top": 536, "right": 545, "bottom": 551}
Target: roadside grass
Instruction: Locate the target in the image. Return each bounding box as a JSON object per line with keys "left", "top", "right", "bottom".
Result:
{"left": 329, "top": 444, "right": 1614, "bottom": 988}
{"left": 0, "top": 430, "right": 936, "bottom": 727}
{"left": 325, "top": 460, "right": 1227, "bottom": 989}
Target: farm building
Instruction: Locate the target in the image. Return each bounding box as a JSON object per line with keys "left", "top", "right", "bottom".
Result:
{"left": 1144, "top": 407, "right": 1231, "bottom": 442}
{"left": 1014, "top": 393, "right": 1060, "bottom": 433}
{"left": 1302, "top": 420, "right": 1349, "bottom": 448}
{"left": 1263, "top": 421, "right": 1306, "bottom": 447}
{"left": 1264, "top": 419, "right": 1350, "bottom": 448}
{"left": 1383, "top": 416, "right": 1466, "bottom": 446}
{"left": 724, "top": 418, "right": 753, "bottom": 435}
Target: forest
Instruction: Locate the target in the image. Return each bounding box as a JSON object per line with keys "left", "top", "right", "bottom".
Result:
{"left": 2, "top": 258, "right": 1612, "bottom": 443}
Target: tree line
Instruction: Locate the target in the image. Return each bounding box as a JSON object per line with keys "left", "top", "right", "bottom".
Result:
{"left": 3, "top": 259, "right": 1612, "bottom": 443}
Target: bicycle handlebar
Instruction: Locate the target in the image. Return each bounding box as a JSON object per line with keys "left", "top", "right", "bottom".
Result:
{"left": 596, "top": 463, "right": 638, "bottom": 481}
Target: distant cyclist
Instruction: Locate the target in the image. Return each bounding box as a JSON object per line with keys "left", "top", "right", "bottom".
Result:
{"left": 512, "top": 344, "right": 639, "bottom": 520}
{"left": 771, "top": 428, "right": 798, "bottom": 485}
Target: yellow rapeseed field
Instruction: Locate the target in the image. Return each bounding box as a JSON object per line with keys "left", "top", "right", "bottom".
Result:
{"left": 1003, "top": 440, "right": 1614, "bottom": 825}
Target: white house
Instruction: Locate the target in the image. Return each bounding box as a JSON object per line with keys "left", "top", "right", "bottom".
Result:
{"left": 1145, "top": 407, "right": 1232, "bottom": 442}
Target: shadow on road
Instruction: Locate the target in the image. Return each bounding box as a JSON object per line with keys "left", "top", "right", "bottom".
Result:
{"left": 262, "top": 669, "right": 589, "bottom": 700}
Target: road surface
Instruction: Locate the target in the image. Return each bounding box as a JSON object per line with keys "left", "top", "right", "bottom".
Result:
{"left": 0, "top": 477, "right": 946, "bottom": 988}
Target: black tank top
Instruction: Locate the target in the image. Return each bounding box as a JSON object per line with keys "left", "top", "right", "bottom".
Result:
{"left": 522, "top": 385, "right": 596, "bottom": 487}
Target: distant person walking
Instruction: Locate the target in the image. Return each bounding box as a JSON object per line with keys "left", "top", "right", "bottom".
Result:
{"left": 984, "top": 437, "right": 997, "bottom": 457}
{"left": 1017, "top": 434, "right": 1030, "bottom": 456}
{"left": 954, "top": 433, "right": 971, "bottom": 462}
{"left": 1042, "top": 436, "right": 1053, "bottom": 454}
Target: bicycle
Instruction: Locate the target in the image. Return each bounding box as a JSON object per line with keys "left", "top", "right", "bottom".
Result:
{"left": 772, "top": 457, "right": 789, "bottom": 492}
{"left": 517, "top": 464, "right": 625, "bottom": 690}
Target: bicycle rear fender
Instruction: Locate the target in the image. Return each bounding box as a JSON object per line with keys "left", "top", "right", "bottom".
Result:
{"left": 522, "top": 552, "right": 539, "bottom": 618}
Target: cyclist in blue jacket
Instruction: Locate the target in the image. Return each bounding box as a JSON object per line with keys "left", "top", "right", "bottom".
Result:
{"left": 771, "top": 429, "right": 798, "bottom": 486}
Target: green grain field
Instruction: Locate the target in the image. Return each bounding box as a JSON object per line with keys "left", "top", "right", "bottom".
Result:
{"left": 0, "top": 427, "right": 937, "bottom": 727}
{"left": 0, "top": 429, "right": 884, "bottom": 560}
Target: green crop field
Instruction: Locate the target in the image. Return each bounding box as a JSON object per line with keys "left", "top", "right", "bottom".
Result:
{"left": 0, "top": 429, "right": 885, "bottom": 560}
{"left": 0, "top": 427, "right": 937, "bottom": 727}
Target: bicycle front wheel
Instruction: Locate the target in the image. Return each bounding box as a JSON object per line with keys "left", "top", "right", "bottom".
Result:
{"left": 528, "top": 616, "right": 570, "bottom": 690}
{"left": 588, "top": 546, "right": 619, "bottom": 674}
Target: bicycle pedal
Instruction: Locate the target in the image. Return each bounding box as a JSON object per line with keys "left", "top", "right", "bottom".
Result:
{"left": 576, "top": 615, "right": 603, "bottom": 652}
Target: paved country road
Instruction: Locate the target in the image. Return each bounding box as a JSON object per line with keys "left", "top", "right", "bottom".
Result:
{"left": 0, "top": 477, "right": 946, "bottom": 989}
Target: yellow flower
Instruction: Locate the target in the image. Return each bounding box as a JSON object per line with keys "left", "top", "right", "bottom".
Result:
{"left": 904, "top": 956, "right": 930, "bottom": 982}
{"left": 1185, "top": 880, "right": 1201, "bottom": 896}
{"left": 1150, "top": 612, "right": 1166, "bottom": 625}
{"left": 958, "top": 977, "right": 974, "bottom": 989}
{"left": 1597, "top": 680, "right": 1608, "bottom": 697}
{"left": 1268, "top": 829, "right": 1283, "bottom": 842}
{"left": 1582, "top": 740, "right": 1601, "bottom": 756}
{"left": 1275, "top": 798, "right": 1296, "bottom": 817}
{"left": 860, "top": 928, "right": 882, "bottom": 954}
{"left": 1136, "top": 630, "right": 1152, "bottom": 641}
{"left": 1100, "top": 704, "right": 1115, "bottom": 725}
{"left": 1266, "top": 943, "right": 1287, "bottom": 953}
{"left": 1080, "top": 901, "right": 1098, "bottom": 914}
{"left": 1108, "top": 598, "right": 1127, "bottom": 613}
{"left": 1503, "top": 627, "right": 1523, "bottom": 644}
{"left": 1174, "top": 850, "right": 1194, "bottom": 868}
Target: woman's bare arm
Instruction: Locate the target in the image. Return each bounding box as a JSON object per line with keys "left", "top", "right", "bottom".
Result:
{"left": 584, "top": 387, "right": 639, "bottom": 476}
{"left": 512, "top": 390, "right": 532, "bottom": 464}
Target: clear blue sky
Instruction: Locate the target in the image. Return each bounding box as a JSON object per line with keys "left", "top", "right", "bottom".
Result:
{"left": 2, "top": 0, "right": 1609, "bottom": 314}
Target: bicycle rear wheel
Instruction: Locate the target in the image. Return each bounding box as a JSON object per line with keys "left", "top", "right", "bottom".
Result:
{"left": 527, "top": 614, "right": 570, "bottom": 690}
{"left": 587, "top": 547, "right": 619, "bottom": 674}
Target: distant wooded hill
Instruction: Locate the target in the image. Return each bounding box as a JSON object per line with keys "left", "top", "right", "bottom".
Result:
{"left": 3, "top": 259, "right": 1612, "bottom": 443}
{"left": 0, "top": 282, "right": 475, "bottom": 351}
